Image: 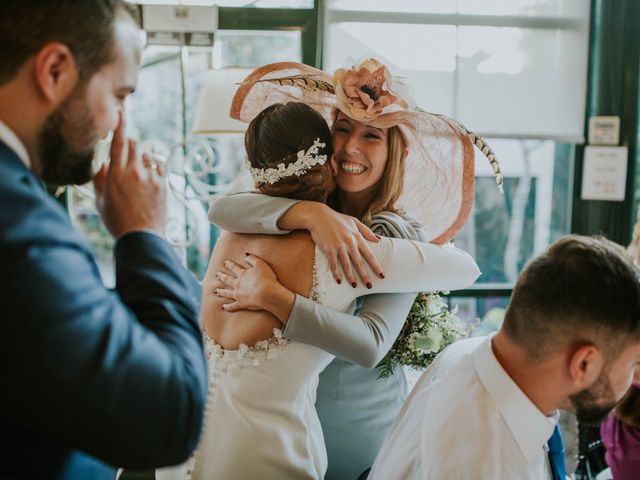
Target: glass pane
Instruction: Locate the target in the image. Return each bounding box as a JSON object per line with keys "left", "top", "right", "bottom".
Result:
{"left": 454, "top": 139, "right": 573, "bottom": 287}
{"left": 449, "top": 296, "right": 510, "bottom": 335}
{"left": 68, "top": 186, "right": 116, "bottom": 287}
{"left": 329, "top": 0, "right": 582, "bottom": 16}
{"left": 457, "top": 0, "right": 583, "bottom": 17}
{"left": 329, "top": 0, "right": 455, "bottom": 14}
{"left": 216, "top": 30, "right": 302, "bottom": 67}
{"left": 71, "top": 28, "right": 302, "bottom": 280}
{"left": 136, "top": 0, "right": 313, "bottom": 8}
{"left": 326, "top": 22, "right": 588, "bottom": 140}
{"left": 325, "top": 23, "right": 457, "bottom": 115}
{"left": 456, "top": 25, "right": 588, "bottom": 140}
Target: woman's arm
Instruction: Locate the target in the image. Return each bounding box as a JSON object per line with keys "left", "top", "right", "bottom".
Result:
{"left": 210, "top": 192, "right": 382, "bottom": 285}
{"left": 284, "top": 293, "right": 417, "bottom": 368}
{"left": 208, "top": 192, "right": 300, "bottom": 234}
{"left": 216, "top": 214, "right": 479, "bottom": 367}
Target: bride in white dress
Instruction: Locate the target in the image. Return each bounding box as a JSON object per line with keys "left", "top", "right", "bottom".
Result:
{"left": 157, "top": 102, "right": 479, "bottom": 480}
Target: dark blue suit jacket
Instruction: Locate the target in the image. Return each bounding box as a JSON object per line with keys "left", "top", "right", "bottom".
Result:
{"left": 0, "top": 141, "right": 208, "bottom": 479}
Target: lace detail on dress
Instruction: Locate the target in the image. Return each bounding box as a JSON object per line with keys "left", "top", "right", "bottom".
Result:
{"left": 311, "top": 246, "right": 331, "bottom": 305}
{"left": 202, "top": 328, "right": 289, "bottom": 374}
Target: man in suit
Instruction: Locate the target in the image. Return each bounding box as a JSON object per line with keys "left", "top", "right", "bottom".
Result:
{"left": 0, "top": 1, "right": 207, "bottom": 478}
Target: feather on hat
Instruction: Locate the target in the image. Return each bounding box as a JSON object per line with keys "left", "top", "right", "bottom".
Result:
{"left": 230, "top": 60, "right": 502, "bottom": 244}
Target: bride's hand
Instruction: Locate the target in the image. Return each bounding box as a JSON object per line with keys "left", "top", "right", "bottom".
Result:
{"left": 215, "top": 254, "right": 278, "bottom": 312}
{"left": 306, "top": 205, "right": 384, "bottom": 288}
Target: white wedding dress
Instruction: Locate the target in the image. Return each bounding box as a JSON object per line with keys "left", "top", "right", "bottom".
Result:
{"left": 157, "top": 239, "right": 479, "bottom": 479}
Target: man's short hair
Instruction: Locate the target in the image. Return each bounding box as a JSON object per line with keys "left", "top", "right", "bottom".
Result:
{"left": 503, "top": 235, "right": 640, "bottom": 361}
{"left": 0, "top": 1, "right": 140, "bottom": 85}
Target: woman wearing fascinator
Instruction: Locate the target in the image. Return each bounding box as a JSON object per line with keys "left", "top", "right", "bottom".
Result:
{"left": 156, "top": 101, "right": 480, "bottom": 480}
{"left": 207, "top": 58, "right": 503, "bottom": 479}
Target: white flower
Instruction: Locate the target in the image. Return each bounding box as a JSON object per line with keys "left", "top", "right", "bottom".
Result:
{"left": 409, "top": 327, "right": 444, "bottom": 354}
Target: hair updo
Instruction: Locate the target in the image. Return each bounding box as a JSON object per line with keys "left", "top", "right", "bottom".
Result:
{"left": 245, "top": 102, "right": 334, "bottom": 202}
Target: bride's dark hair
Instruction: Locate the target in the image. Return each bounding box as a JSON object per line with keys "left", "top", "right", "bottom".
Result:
{"left": 245, "top": 102, "right": 334, "bottom": 202}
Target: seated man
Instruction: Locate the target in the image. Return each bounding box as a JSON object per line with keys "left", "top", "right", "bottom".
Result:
{"left": 370, "top": 235, "right": 640, "bottom": 480}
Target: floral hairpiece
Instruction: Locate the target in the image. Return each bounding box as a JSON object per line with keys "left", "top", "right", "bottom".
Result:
{"left": 333, "top": 58, "right": 411, "bottom": 122}
{"left": 247, "top": 138, "right": 328, "bottom": 185}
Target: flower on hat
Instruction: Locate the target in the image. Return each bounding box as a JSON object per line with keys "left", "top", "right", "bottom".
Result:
{"left": 333, "top": 58, "right": 409, "bottom": 122}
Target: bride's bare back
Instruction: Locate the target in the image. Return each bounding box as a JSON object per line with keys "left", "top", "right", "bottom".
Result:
{"left": 201, "top": 231, "right": 315, "bottom": 349}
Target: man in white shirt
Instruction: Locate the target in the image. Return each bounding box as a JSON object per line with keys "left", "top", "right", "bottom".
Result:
{"left": 370, "top": 235, "right": 640, "bottom": 479}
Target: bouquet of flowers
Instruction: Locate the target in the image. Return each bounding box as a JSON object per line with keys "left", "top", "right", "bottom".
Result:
{"left": 377, "top": 291, "right": 471, "bottom": 379}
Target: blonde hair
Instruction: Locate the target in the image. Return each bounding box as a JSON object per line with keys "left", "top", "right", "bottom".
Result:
{"left": 360, "top": 126, "right": 406, "bottom": 226}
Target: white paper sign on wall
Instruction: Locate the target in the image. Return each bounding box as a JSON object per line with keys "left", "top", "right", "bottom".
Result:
{"left": 588, "top": 115, "right": 620, "bottom": 145}
{"left": 581, "top": 146, "right": 628, "bottom": 201}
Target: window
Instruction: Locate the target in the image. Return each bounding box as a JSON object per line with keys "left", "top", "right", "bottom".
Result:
{"left": 69, "top": 5, "right": 310, "bottom": 285}
{"left": 324, "top": 0, "right": 590, "bottom": 321}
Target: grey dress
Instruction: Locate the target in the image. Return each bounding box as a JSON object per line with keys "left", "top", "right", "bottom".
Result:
{"left": 209, "top": 193, "right": 427, "bottom": 480}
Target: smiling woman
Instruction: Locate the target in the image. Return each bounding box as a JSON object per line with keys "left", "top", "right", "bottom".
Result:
{"left": 332, "top": 113, "right": 406, "bottom": 226}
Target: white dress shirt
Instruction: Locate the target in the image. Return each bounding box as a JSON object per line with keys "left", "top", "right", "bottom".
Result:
{"left": 0, "top": 119, "right": 30, "bottom": 167}
{"left": 370, "top": 335, "right": 557, "bottom": 480}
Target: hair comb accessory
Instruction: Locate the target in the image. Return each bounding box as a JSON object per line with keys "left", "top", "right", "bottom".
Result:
{"left": 247, "top": 138, "right": 327, "bottom": 185}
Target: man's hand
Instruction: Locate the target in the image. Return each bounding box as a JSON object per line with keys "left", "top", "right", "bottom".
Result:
{"left": 93, "top": 113, "right": 167, "bottom": 239}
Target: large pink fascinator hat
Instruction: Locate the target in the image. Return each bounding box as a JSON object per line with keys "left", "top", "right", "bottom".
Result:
{"left": 230, "top": 59, "right": 503, "bottom": 244}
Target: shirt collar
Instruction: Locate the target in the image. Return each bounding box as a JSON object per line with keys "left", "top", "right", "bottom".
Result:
{"left": 0, "top": 119, "right": 31, "bottom": 168}
{"left": 472, "top": 334, "right": 557, "bottom": 465}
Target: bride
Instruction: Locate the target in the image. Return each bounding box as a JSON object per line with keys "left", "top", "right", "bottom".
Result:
{"left": 157, "top": 101, "right": 479, "bottom": 479}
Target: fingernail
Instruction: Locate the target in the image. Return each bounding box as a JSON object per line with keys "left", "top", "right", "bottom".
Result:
{"left": 366, "top": 282, "right": 372, "bottom": 289}
{"left": 379, "top": 273, "right": 385, "bottom": 279}
{"left": 245, "top": 252, "right": 250, "bottom": 256}
{"left": 351, "top": 282, "right": 357, "bottom": 288}
{"left": 376, "top": 234, "right": 381, "bottom": 239}
{"left": 336, "top": 278, "right": 342, "bottom": 284}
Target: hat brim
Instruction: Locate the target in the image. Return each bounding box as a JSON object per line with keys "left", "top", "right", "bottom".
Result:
{"left": 230, "top": 62, "right": 475, "bottom": 244}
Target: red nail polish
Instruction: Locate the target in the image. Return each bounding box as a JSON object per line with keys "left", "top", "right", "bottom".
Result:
{"left": 379, "top": 273, "right": 385, "bottom": 279}
{"left": 351, "top": 282, "right": 357, "bottom": 288}
{"left": 245, "top": 252, "right": 250, "bottom": 256}
{"left": 366, "top": 282, "right": 372, "bottom": 289}
{"left": 336, "top": 278, "right": 342, "bottom": 284}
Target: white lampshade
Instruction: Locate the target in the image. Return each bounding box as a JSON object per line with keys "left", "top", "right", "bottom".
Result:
{"left": 192, "top": 68, "right": 252, "bottom": 134}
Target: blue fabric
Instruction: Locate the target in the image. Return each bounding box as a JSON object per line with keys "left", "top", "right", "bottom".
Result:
{"left": 548, "top": 424, "right": 567, "bottom": 480}
{"left": 315, "top": 212, "right": 423, "bottom": 480}
{"left": 0, "top": 141, "right": 207, "bottom": 479}
{"left": 316, "top": 357, "right": 407, "bottom": 480}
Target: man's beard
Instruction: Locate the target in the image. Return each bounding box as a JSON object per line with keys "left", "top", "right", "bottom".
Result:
{"left": 569, "top": 367, "right": 619, "bottom": 426}
{"left": 37, "top": 85, "right": 99, "bottom": 186}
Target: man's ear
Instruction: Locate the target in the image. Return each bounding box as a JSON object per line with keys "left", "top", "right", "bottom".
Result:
{"left": 32, "top": 43, "right": 78, "bottom": 107}
{"left": 568, "top": 343, "right": 605, "bottom": 390}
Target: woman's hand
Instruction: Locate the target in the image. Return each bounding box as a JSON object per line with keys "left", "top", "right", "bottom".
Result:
{"left": 215, "top": 254, "right": 296, "bottom": 323}
{"left": 283, "top": 202, "right": 384, "bottom": 287}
